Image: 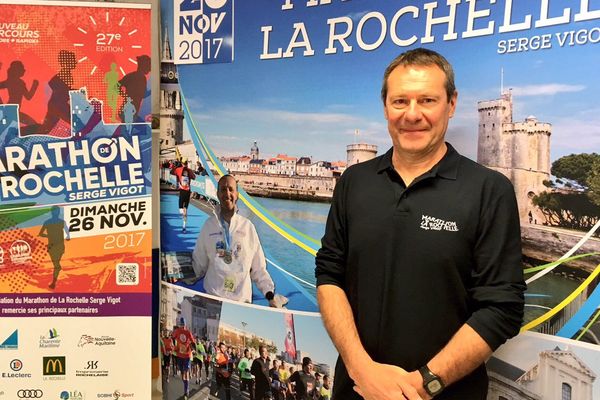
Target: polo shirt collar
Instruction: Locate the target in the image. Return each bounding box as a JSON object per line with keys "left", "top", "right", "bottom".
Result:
{"left": 376, "top": 142, "right": 460, "bottom": 180}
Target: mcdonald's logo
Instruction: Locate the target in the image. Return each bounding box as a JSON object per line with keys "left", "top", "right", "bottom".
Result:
{"left": 42, "top": 356, "right": 66, "bottom": 376}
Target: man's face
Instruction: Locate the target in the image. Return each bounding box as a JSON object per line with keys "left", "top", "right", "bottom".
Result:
{"left": 219, "top": 344, "right": 227, "bottom": 353}
{"left": 218, "top": 177, "right": 238, "bottom": 212}
{"left": 383, "top": 64, "right": 456, "bottom": 159}
{"left": 260, "top": 347, "right": 268, "bottom": 359}
{"left": 303, "top": 362, "right": 313, "bottom": 374}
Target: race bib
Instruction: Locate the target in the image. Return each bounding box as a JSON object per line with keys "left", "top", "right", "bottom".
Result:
{"left": 223, "top": 276, "right": 235, "bottom": 292}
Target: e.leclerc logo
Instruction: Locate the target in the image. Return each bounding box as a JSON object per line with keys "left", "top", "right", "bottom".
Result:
{"left": 2, "top": 359, "right": 32, "bottom": 378}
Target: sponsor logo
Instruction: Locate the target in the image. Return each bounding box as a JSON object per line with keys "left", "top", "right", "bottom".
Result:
{"left": 16, "top": 390, "right": 43, "bottom": 399}
{"left": 420, "top": 215, "right": 459, "bottom": 232}
{"left": 96, "top": 391, "right": 133, "bottom": 399}
{"left": 76, "top": 360, "right": 109, "bottom": 378}
{"left": 39, "top": 328, "right": 61, "bottom": 348}
{"left": 60, "top": 390, "right": 84, "bottom": 400}
{"left": 0, "top": 329, "right": 18, "bottom": 350}
{"left": 1, "top": 359, "right": 31, "bottom": 379}
{"left": 43, "top": 356, "right": 66, "bottom": 380}
{"left": 78, "top": 334, "right": 116, "bottom": 347}
{"left": 10, "top": 359, "right": 22, "bottom": 371}
{"left": 9, "top": 240, "right": 32, "bottom": 264}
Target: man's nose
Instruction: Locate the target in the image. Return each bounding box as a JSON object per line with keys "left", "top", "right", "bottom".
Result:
{"left": 404, "top": 100, "right": 422, "bottom": 122}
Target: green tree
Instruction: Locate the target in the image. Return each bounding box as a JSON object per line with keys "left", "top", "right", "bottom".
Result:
{"left": 533, "top": 191, "right": 600, "bottom": 230}
{"left": 588, "top": 160, "right": 600, "bottom": 207}
{"left": 551, "top": 153, "right": 600, "bottom": 188}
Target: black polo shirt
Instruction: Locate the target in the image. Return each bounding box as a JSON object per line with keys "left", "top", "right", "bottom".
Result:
{"left": 315, "top": 143, "right": 525, "bottom": 399}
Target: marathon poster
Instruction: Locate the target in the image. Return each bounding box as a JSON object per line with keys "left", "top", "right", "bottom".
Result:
{"left": 0, "top": 1, "right": 152, "bottom": 399}
{"left": 160, "top": 0, "right": 600, "bottom": 398}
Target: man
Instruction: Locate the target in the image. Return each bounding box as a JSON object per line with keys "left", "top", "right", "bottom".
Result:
{"left": 238, "top": 348, "right": 255, "bottom": 400}
{"left": 315, "top": 48, "right": 525, "bottom": 399}
{"left": 278, "top": 361, "right": 290, "bottom": 399}
{"left": 193, "top": 336, "right": 206, "bottom": 384}
{"left": 192, "top": 174, "right": 279, "bottom": 305}
{"left": 288, "top": 357, "right": 318, "bottom": 400}
{"left": 251, "top": 345, "right": 272, "bottom": 400}
{"left": 172, "top": 317, "right": 196, "bottom": 400}
{"left": 172, "top": 158, "right": 195, "bottom": 233}
{"left": 270, "top": 359, "right": 284, "bottom": 400}
{"left": 160, "top": 329, "right": 174, "bottom": 383}
{"left": 319, "top": 375, "right": 331, "bottom": 400}
{"left": 214, "top": 341, "right": 232, "bottom": 400}
{"left": 314, "top": 372, "right": 323, "bottom": 394}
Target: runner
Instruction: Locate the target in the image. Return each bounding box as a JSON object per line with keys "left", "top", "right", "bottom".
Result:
{"left": 214, "top": 342, "right": 232, "bottom": 400}
{"left": 171, "top": 158, "right": 195, "bottom": 233}
{"left": 172, "top": 317, "right": 196, "bottom": 400}
{"left": 288, "top": 357, "right": 318, "bottom": 400}
{"left": 160, "top": 329, "right": 174, "bottom": 383}
{"left": 193, "top": 336, "right": 206, "bottom": 384}
{"left": 238, "top": 348, "right": 255, "bottom": 400}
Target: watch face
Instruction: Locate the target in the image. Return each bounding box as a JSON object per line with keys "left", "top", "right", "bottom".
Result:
{"left": 427, "top": 379, "right": 443, "bottom": 394}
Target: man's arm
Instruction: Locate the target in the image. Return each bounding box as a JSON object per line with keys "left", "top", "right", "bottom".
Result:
{"left": 191, "top": 224, "right": 210, "bottom": 278}
{"left": 248, "top": 224, "right": 276, "bottom": 304}
{"left": 317, "top": 285, "right": 422, "bottom": 400}
{"left": 404, "top": 324, "right": 492, "bottom": 397}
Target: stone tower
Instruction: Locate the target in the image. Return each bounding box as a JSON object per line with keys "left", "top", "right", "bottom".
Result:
{"left": 160, "top": 27, "right": 184, "bottom": 150}
{"left": 346, "top": 144, "right": 377, "bottom": 167}
{"left": 477, "top": 91, "right": 551, "bottom": 222}
{"left": 346, "top": 129, "right": 378, "bottom": 167}
{"left": 251, "top": 141, "right": 259, "bottom": 160}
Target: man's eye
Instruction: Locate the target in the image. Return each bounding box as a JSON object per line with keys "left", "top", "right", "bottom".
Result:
{"left": 392, "top": 99, "right": 408, "bottom": 106}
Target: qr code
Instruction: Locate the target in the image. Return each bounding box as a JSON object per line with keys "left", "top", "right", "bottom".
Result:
{"left": 116, "top": 263, "right": 139, "bottom": 286}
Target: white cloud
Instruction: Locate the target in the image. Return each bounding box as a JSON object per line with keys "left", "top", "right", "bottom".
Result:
{"left": 550, "top": 114, "right": 600, "bottom": 155}
{"left": 509, "top": 84, "right": 585, "bottom": 97}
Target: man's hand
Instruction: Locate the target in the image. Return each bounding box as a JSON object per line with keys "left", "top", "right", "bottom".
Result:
{"left": 351, "top": 361, "right": 425, "bottom": 400}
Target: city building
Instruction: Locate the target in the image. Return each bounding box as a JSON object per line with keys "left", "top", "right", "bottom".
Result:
{"left": 296, "top": 157, "right": 312, "bottom": 176}
{"left": 487, "top": 347, "right": 596, "bottom": 400}
{"left": 179, "top": 295, "right": 222, "bottom": 340}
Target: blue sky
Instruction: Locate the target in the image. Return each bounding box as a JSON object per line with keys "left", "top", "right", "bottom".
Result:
{"left": 219, "top": 302, "right": 338, "bottom": 370}
{"left": 163, "top": 0, "right": 600, "bottom": 163}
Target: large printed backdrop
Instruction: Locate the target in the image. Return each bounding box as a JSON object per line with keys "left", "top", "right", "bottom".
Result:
{"left": 160, "top": 1, "right": 600, "bottom": 398}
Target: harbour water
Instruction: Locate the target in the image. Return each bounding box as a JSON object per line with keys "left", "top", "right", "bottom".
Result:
{"left": 241, "top": 197, "right": 328, "bottom": 297}
{"left": 242, "top": 197, "right": 582, "bottom": 327}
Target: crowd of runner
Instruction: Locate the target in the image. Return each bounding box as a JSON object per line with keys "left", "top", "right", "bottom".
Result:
{"left": 161, "top": 319, "right": 331, "bottom": 400}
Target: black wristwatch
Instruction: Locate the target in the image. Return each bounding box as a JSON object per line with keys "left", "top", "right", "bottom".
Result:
{"left": 418, "top": 365, "right": 445, "bottom": 397}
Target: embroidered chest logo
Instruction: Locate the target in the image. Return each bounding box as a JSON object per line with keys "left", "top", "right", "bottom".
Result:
{"left": 420, "top": 215, "right": 459, "bottom": 232}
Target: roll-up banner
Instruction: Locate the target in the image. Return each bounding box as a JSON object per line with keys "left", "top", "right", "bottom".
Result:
{"left": 0, "top": 1, "right": 152, "bottom": 399}
{"left": 159, "top": 1, "right": 600, "bottom": 398}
